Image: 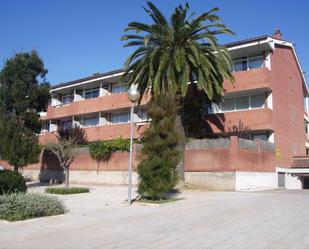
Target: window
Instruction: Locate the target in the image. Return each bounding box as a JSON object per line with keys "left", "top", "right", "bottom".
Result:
{"left": 111, "top": 112, "right": 130, "bottom": 124}
{"left": 217, "top": 93, "right": 267, "bottom": 113}
{"left": 60, "top": 120, "right": 72, "bottom": 130}
{"left": 252, "top": 133, "right": 268, "bottom": 141}
{"left": 85, "top": 89, "right": 99, "bottom": 99}
{"left": 248, "top": 57, "right": 264, "bottom": 69}
{"left": 235, "top": 96, "right": 249, "bottom": 110}
{"left": 62, "top": 95, "right": 73, "bottom": 105}
{"left": 137, "top": 109, "right": 148, "bottom": 122}
{"left": 112, "top": 84, "right": 127, "bottom": 93}
{"left": 82, "top": 117, "right": 99, "bottom": 127}
{"left": 233, "top": 60, "right": 247, "bottom": 72}
{"left": 232, "top": 55, "right": 264, "bottom": 72}
{"left": 251, "top": 94, "right": 265, "bottom": 109}
{"left": 222, "top": 99, "right": 234, "bottom": 112}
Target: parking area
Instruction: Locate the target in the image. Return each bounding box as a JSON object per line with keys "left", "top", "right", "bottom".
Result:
{"left": 1, "top": 186, "right": 309, "bottom": 249}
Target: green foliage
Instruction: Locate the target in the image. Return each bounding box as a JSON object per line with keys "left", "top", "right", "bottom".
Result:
{"left": 121, "top": 1, "right": 234, "bottom": 101}
{"left": 1, "top": 116, "right": 41, "bottom": 170}
{"left": 0, "top": 193, "right": 65, "bottom": 221}
{"left": 57, "top": 126, "right": 88, "bottom": 145}
{"left": 0, "top": 51, "right": 50, "bottom": 171}
{"left": 45, "top": 187, "right": 89, "bottom": 195}
{"left": 138, "top": 95, "right": 181, "bottom": 200}
{"left": 89, "top": 138, "right": 130, "bottom": 163}
{"left": 0, "top": 170, "right": 27, "bottom": 195}
{"left": 0, "top": 50, "right": 50, "bottom": 117}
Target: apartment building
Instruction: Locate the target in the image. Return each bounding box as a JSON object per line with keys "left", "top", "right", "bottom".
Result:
{"left": 35, "top": 30, "right": 309, "bottom": 190}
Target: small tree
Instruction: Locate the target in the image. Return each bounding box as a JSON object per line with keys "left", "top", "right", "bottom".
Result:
{"left": 44, "top": 139, "right": 75, "bottom": 188}
{"left": 138, "top": 95, "right": 181, "bottom": 200}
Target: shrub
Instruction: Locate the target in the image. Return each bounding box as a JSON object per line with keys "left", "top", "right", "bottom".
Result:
{"left": 138, "top": 95, "right": 181, "bottom": 200}
{"left": 0, "top": 170, "right": 27, "bottom": 195}
{"left": 45, "top": 187, "right": 89, "bottom": 195}
{"left": 89, "top": 138, "right": 130, "bottom": 162}
{"left": 0, "top": 193, "right": 65, "bottom": 221}
{"left": 57, "top": 125, "right": 88, "bottom": 145}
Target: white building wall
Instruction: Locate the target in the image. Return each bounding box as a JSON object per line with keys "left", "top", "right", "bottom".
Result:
{"left": 235, "top": 171, "right": 277, "bottom": 191}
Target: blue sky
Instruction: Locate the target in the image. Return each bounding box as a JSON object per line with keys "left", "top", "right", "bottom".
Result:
{"left": 0, "top": 0, "right": 308, "bottom": 85}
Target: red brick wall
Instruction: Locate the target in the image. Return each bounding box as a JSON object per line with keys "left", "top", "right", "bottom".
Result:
{"left": 184, "top": 136, "right": 276, "bottom": 173}
{"left": 270, "top": 45, "right": 306, "bottom": 167}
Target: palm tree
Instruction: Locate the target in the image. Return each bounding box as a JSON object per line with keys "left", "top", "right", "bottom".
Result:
{"left": 121, "top": 1, "right": 234, "bottom": 178}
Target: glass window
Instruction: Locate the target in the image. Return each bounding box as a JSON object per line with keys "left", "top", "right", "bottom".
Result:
{"left": 62, "top": 95, "right": 73, "bottom": 105}
{"left": 85, "top": 89, "right": 99, "bottom": 99}
{"left": 252, "top": 133, "right": 268, "bottom": 141}
{"left": 61, "top": 120, "right": 72, "bottom": 130}
{"left": 111, "top": 112, "right": 130, "bottom": 124}
{"left": 251, "top": 94, "right": 265, "bottom": 109}
{"left": 82, "top": 117, "right": 99, "bottom": 127}
{"left": 112, "top": 85, "right": 127, "bottom": 93}
{"left": 221, "top": 98, "right": 234, "bottom": 112}
{"left": 235, "top": 96, "right": 249, "bottom": 110}
{"left": 137, "top": 109, "right": 148, "bottom": 122}
{"left": 248, "top": 57, "right": 264, "bottom": 69}
{"left": 85, "top": 91, "right": 92, "bottom": 99}
{"left": 76, "top": 89, "right": 83, "bottom": 96}
{"left": 233, "top": 60, "right": 247, "bottom": 72}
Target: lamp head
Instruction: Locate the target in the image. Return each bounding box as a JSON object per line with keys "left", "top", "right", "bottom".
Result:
{"left": 127, "top": 88, "right": 140, "bottom": 103}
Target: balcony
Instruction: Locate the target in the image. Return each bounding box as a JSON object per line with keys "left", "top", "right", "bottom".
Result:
{"left": 38, "top": 123, "right": 149, "bottom": 144}
{"left": 223, "top": 67, "right": 272, "bottom": 93}
{"left": 42, "top": 93, "right": 150, "bottom": 120}
{"left": 205, "top": 108, "right": 274, "bottom": 134}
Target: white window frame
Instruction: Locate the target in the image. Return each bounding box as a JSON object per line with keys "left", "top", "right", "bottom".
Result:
{"left": 111, "top": 112, "right": 131, "bottom": 124}
{"left": 112, "top": 84, "right": 127, "bottom": 94}
{"left": 217, "top": 93, "right": 266, "bottom": 113}
{"left": 232, "top": 55, "right": 265, "bottom": 73}
{"left": 84, "top": 88, "right": 100, "bottom": 99}
{"left": 62, "top": 94, "right": 73, "bottom": 105}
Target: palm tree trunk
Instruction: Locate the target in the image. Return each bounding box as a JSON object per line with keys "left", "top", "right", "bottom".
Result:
{"left": 64, "top": 167, "right": 69, "bottom": 188}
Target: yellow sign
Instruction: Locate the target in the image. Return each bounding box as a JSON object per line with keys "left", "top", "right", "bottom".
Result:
{"left": 275, "top": 148, "right": 281, "bottom": 160}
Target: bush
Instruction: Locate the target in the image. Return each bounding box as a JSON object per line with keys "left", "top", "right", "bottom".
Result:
{"left": 45, "top": 187, "right": 89, "bottom": 195}
{"left": 89, "top": 138, "right": 130, "bottom": 162}
{"left": 138, "top": 95, "right": 180, "bottom": 200}
{"left": 0, "top": 193, "right": 65, "bottom": 221}
{"left": 0, "top": 170, "right": 27, "bottom": 195}
{"left": 57, "top": 125, "right": 88, "bottom": 145}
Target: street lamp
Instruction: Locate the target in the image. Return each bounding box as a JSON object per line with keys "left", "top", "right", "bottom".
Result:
{"left": 127, "top": 88, "right": 140, "bottom": 205}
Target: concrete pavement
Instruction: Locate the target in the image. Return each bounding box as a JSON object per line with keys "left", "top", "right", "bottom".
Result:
{"left": 1, "top": 186, "right": 309, "bottom": 249}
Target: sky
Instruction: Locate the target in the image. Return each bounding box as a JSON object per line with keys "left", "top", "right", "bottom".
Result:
{"left": 0, "top": 0, "right": 308, "bottom": 85}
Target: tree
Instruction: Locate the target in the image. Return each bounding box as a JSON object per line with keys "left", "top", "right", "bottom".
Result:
{"left": 57, "top": 125, "right": 88, "bottom": 145}
{"left": 138, "top": 95, "right": 180, "bottom": 200}
{"left": 44, "top": 139, "right": 75, "bottom": 188}
{"left": 0, "top": 51, "right": 50, "bottom": 171}
{"left": 121, "top": 2, "right": 234, "bottom": 178}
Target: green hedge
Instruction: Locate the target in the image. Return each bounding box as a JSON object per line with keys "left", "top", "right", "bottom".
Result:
{"left": 0, "top": 170, "right": 27, "bottom": 195}
{"left": 0, "top": 193, "right": 65, "bottom": 221}
{"left": 45, "top": 187, "right": 89, "bottom": 195}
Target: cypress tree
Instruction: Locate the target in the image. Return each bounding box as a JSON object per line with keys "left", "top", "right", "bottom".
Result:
{"left": 138, "top": 94, "right": 181, "bottom": 200}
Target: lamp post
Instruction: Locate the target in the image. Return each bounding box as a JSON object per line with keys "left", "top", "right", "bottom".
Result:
{"left": 127, "top": 88, "right": 140, "bottom": 205}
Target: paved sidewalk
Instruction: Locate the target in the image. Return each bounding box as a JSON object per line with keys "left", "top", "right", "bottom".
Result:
{"left": 1, "top": 186, "right": 309, "bottom": 249}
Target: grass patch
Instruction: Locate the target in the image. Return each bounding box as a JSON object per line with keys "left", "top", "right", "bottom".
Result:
{"left": 0, "top": 193, "right": 65, "bottom": 221}
{"left": 45, "top": 187, "right": 89, "bottom": 195}
{"left": 137, "top": 197, "right": 183, "bottom": 204}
